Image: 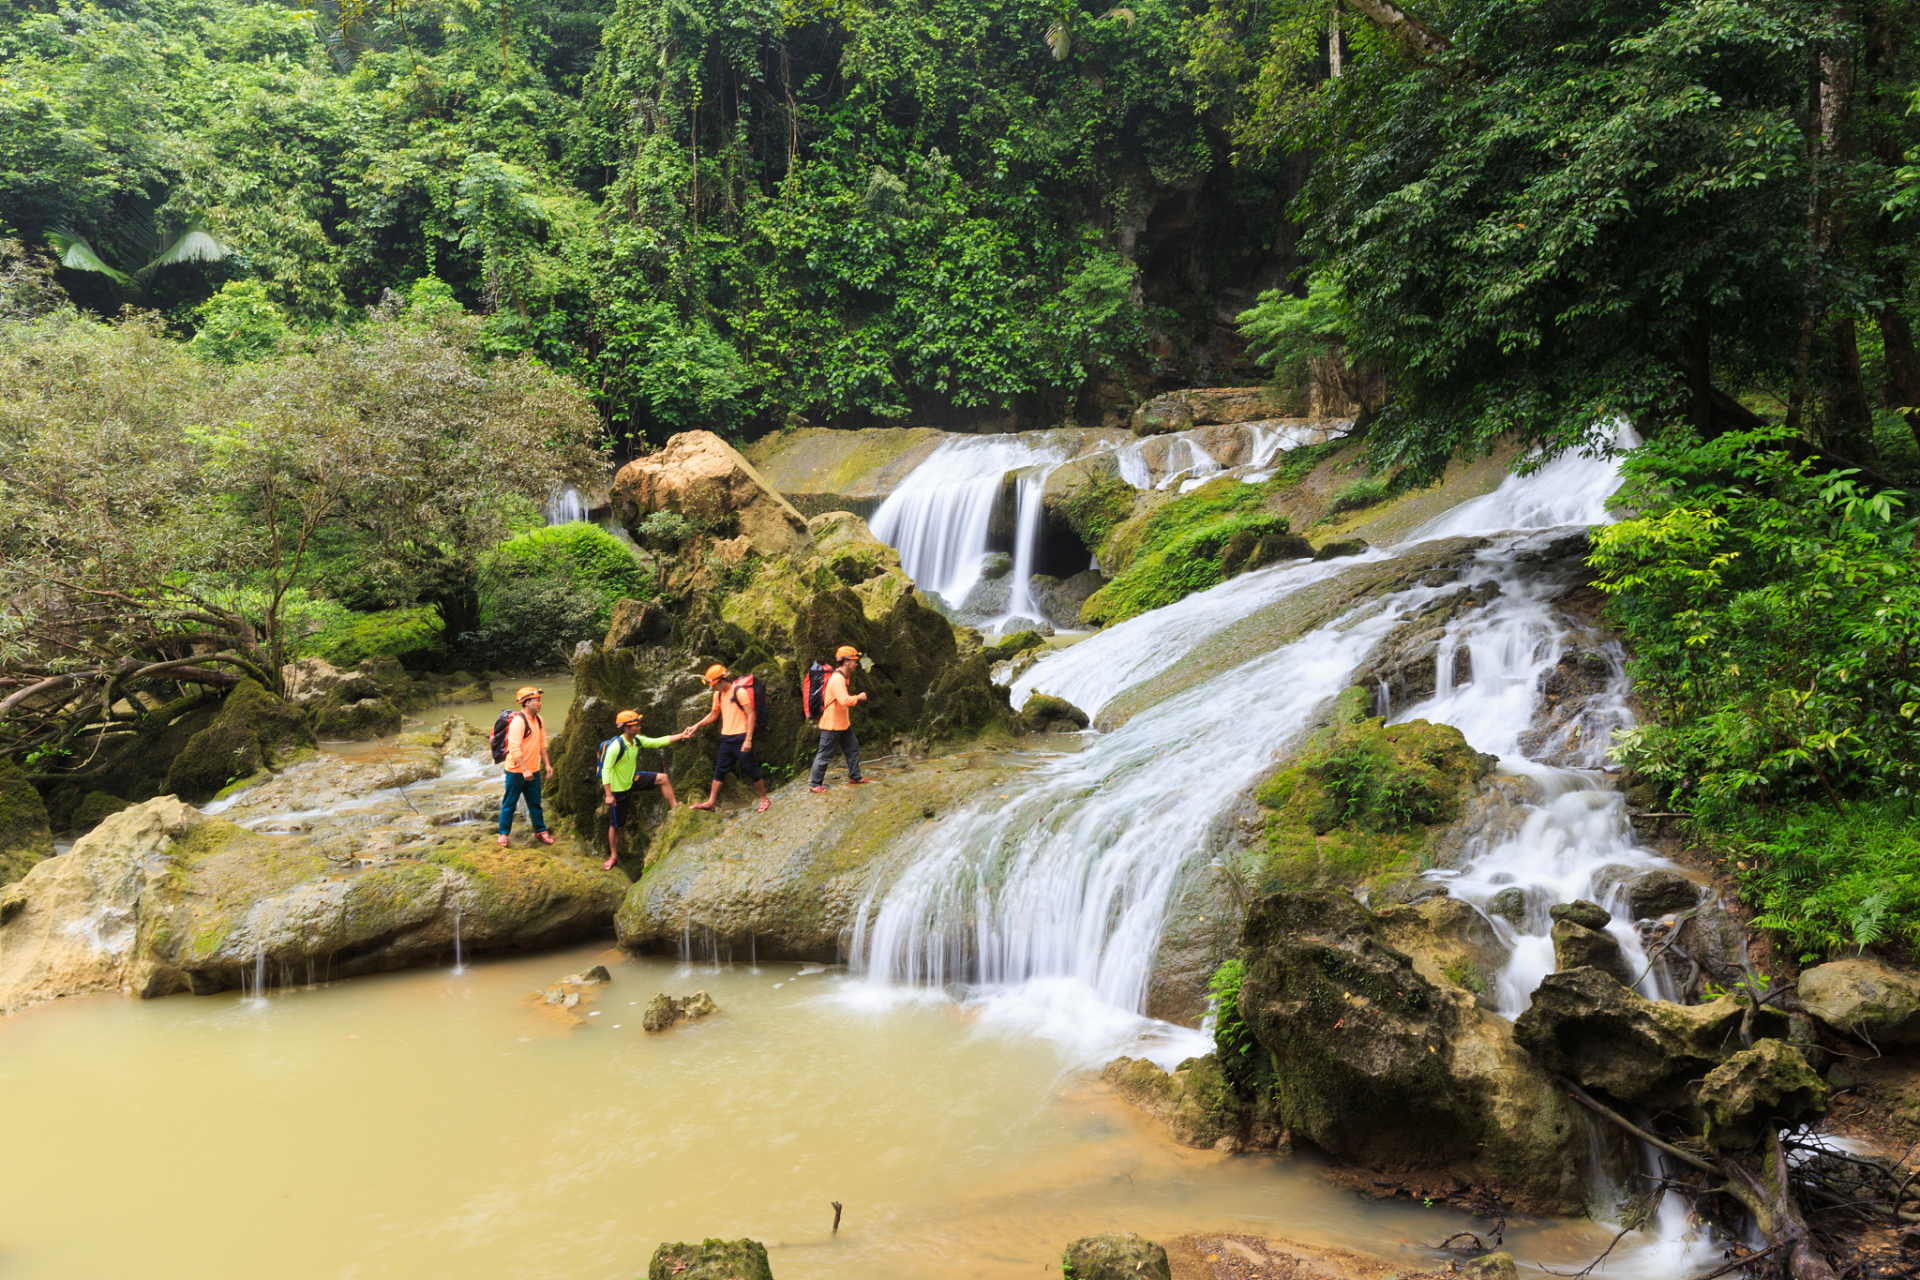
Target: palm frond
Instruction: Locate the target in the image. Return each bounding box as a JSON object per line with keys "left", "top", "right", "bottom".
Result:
{"left": 140, "top": 226, "right": 233, "bottom": 277}
{"left": 1045, "top": 18, "right": 1071, "bottom": 58}
{"left": 45, "top": 231, "right": 133, "bottom": 285}
{"left": 1100, "top": 7, "right": 1135, "bottom": 26}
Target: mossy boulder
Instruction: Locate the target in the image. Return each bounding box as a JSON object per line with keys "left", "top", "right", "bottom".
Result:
{"left": 1081, "top": 487, "right": 1300, "bottom": 626}
{"left": 1061, "top": 1232, "right": 1171, "bottom": 1280}
{"left": 1698, "top": 1039, "right": 1829, "bottom": 1148}
{"left": 1551, "top": 919, "right": 1635, "bottom": 987}
{"left": 1236, "top": 890, "right": 1607, "bottom": 1213}
{"left": 1101, "top": 1054, "right": 1270, "bottom": 1151}
{"left": 807, "top": 509, "right": 904, "bottom": 584}
{"left": 1020, "top": 692, "right": 1089, "bottom": 732}
{"left": 1249, "top": 688, "right": 1496, "bottom": 897}
{"left": 165, "top": 679, "right": 317, "bottom": 802}
{"left": 1512, "top": 966, "right": 1787, "bottom": 1115}
{"left": 647, "top": 1239, "right": 773, "bottom": 1280}
{"left": 0, "top": 762, "right": 54, "bottom": 887}
{"left": 292, "top": 656, "right": 418, "bottom": 741}
{"left": 1313, "top": 537, "right": 1369, "bottom": 561}
{"left": 71, "top": 790, "right": 134, "bottom": 833}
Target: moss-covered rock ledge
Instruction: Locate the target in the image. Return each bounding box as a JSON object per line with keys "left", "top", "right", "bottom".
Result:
{"left": 0, "top": 796, "right": 626, "bottom": 1011}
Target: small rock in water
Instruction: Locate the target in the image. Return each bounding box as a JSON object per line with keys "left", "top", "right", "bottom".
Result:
{"left": 1547, "top": 899, "right": 1611, "bottom": 931}
{"left": 647, "top": 1237, "right": 773, "bottom": 1280}
{"left": 1622, "top": 869, "right": 1699, "bottom": 920}
{"left": 642, "top": 990, "right": 722, "bottom": 1033}
{"left": 1486, "top": 886, "right": 1528, "bottom": 925}
{"left": 1060, "top": 1231, "right": 1171, "bottom": 1280}
{"left": 557, "top": 964, "right": 612, "bottom": 985}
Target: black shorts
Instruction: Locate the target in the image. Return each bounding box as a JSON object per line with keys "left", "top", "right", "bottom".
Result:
{"left": 713, "top": 734, "right": 762, "bottom": 782}
{"left": 607, "top": 775, "right": 658, "bottom": 829}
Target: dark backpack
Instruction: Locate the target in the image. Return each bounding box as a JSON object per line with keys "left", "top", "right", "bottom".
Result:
{"left": 802, "top": 660, "right": 832, "bottom": 720}
{"left": 593, "top": 735, "right": 628, "bottom": 784}
{"left": 489, "top": 709, "right": 525, "bottom": 764}
{"left": 733, "top": 673, "right": 772, "bottom": 735}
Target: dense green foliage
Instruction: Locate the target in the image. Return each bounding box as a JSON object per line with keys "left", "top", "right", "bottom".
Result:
{"left": 463, "top": 523, "right": 652, "bottom": 668}
{"left": 1, "top": 0, "right": 1302, "bottom": 441}
{"left": 296, "top": 605, "right": 447, "bottom": 669}
{"left": 1083, "top": 471, "right": 1297, "bottom": 622}
{"left": 1197, "top": 0, "right": 1920, "bottom": 480}
{"left": 1593, "top": 429, "right": 1920, "bottom": 956}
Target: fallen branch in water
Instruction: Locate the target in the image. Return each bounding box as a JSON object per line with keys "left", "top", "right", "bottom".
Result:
{"left": 1554, "top": 1076, "right": 1718, "bottom": 1174}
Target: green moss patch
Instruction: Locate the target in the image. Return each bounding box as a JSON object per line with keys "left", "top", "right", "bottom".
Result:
{"left": 1249, "top": 688, "right": 1495, "bottom": 895}
{"left": 296, "top": 605, "right": 446, "bottom": 669}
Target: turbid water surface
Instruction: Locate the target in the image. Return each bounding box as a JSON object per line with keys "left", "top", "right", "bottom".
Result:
{"left": 0, "top": 943, "right": 1651, "bottom": 1280}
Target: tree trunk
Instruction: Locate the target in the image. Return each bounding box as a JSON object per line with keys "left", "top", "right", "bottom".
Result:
{"left": 1787, "top": 44, "right": 1852, "bottom": 439}
{"left": 1880, "top": 305, "right": 1920, "bottom": 452}
{"left": 1681, "top": 305, "right": 1713, "bottom": 437}
{"left": 1818, "top": 316, "right": 1874, "bottom": 456}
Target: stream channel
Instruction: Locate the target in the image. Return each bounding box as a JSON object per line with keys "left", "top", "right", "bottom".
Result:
{"left": 1, "top": 430, "right": 1731, "bottom": 1279}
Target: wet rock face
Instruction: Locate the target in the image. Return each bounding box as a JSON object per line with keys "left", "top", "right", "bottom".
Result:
{"left": 642, "top": 989, "right": 719, "bottom": 1032}
{"left": 614, "top": 430, "right": 814, "bottom": 560}
{"left": 1622, "top": 868, "right": 1699, "bottom": 920}
{"left": 1061, "top": 1231, "right": 1173, "bottom": 1280}
{"left": 1549, "top": 899, "right": 1612, "bottom": 931}
{"left": 1798, "top": 958, "right": 1920, "bottom": 1045}
{"left": 1699, "top": 1039, "right": 1829, "bottom": 1147}
{"left": 1027, "top": 570, "right": 1107, "bottom": 631}
{"left": 1101, "top": 1055, "right": 1288, "bottom": 1152}
{"left": 1349, "top": 582, "right": 1501, "bottom": 714}
{"left": 1020, "top": 693, "right": 1089, "bottom": 733}
{"left": 647, "top": 1238, "right": 773, "bottom": 1280}
{"left": 1512, "top": 966, "right": 1783, "bottom": 1115}
{"left": 1236, "top": 890, "right": 1604, "bottom": 1213}
{"left": 1550, "top": 919, "right": 1635, "bottom": 987}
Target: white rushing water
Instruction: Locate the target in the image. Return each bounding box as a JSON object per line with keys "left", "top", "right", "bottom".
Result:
{"left": 868, "top": 434, "right": 1072, "bottom": 618}
{"left": 543, "top": 486, "right": 589, "bottom": 524}
{"left": 859, "top": 425, "right": 1717, "bottom": 1271}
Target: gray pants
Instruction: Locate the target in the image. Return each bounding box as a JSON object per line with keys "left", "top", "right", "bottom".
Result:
{"left": 810, "top": 728, "right": 862, "bottom": 785}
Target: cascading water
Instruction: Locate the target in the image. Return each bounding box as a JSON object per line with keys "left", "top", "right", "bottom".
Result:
{"left": 543, "top": 487, "right": 589, "bottom": 525}
{"left": 867, "top": 435, "right": 1070, "bottom": 617}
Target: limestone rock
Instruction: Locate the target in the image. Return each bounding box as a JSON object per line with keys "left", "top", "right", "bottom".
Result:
{"left": 1020, "top": 693, "right": 1090, "bottom": 733}
{"left": 1237, "top": 890, "right": 1612, "bottom": 1213}
{"left": 1487, "top": 887, "right": 1527, "bottom": 926}
{"left": 1798, "top": 957, "right": 1920, "bottom": 1045}
{"left": 1699, "top": 1039, "right": 1828, "bottom": 1147}
{"left": 1101, "top": 1055, "right": 1250, "bottom": 1150}
{"left": 1512, "top": 966, "right": 1782, "bottom": 1113}
{"left": 0, "top": 762, "right": 54, "bottom": 887}
{"left": 166, "top": 678, "right": 316, "bottom": 800}
{"left": 807, "top": 510, "right": 903, "bottom": 585}
{"left": 647, "top": 1238, "right": 773, "bottom": 1280}
{"left": 1376, "top": 896, "right": 1511, "bottom": 1011}
{"left": 561, "top": 964, "right": 612, "bottom": 985}
{"left": 642, "top": 989, "right": 720, "bottom": 1032}
{"left": 614, "top": 431, "right": 814, "bottom": 559}
{"left": 1061, "top": 1231, "right": 1172, "bottom": 1280}
{"left": 1551, "top": 919, "right": 1635, "bottom": 987}
{"left": 1130, "top": 387, "right": 1298, "bottom": 437}
{"left": 1549, "top": 899, "right": 1611, "bottom": 931}
{"left": 1221, "top": 529, "right": 1313, "bottom": 578}
{"left": 1028, "top": 570, "right": 1108, "bottom": 631}
{"left": 605, "top": 597, "right": 673, "bottom": 650}
{"left": 1624, "top": 869, "right": 1699, "bottom": 920}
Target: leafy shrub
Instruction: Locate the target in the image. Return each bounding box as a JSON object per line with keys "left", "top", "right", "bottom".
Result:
{"left": 189, "top": 280, "right": 289, "bottom": 364}
{"left": 1591, "top": 427, "right": 1920, "bottom": 820}
{"left": 1207, "top": 958, "right": 1259, "bottom": 1088}
{"left": 1727, "top": 802, "right": 1920, "bottom": 958}
{"left": 463, "top": 524, "right": 653, "bottom": 670}
{"left": 296, "top": 604, "right": 445, "bottom": 668}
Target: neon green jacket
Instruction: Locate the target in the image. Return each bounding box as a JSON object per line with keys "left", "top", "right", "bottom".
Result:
{"left": 600, "top": 731, "right": 673, "bottom": 791}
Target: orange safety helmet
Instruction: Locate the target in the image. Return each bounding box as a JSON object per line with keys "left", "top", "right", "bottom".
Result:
{"left": 516, "top": 685, "right": 543, "bottom": 704}
{"left": 702, "top": 664, "right": 730, "bottom": 686}
{"left": 615, "top": 709, "right": 642, "bottom": 727}
{"left": 835, "top": 645, "right": 862, "bottom": 660}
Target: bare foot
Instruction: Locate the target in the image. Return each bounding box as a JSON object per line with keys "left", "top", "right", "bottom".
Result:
{"left": 602, "top": 855, "right": 617, "bottom": 871}
{"left": 755, "top": 798, "right": 771, "bottom": 813}
{"left": 690, "top": 801, "right": 716, "bottom": 811}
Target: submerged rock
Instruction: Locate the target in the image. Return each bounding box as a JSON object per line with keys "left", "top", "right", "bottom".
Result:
{"left": 1061, "top": 1231, "right": 1172, "bottom": 1280}
{"left": 1236, "top": 890, "right": 1613, "bottom": 1213}
{"left": 1699, "top": 1039, "right": 1828, "bottom": 1147}
{"left": 1797, "top": 958, "right": 1920, "bottom": 1045}
{"left": 642, "top": 989, "right": 719, "bottom": 1032}
{"left": 647, "top": 1238, "right": 773, "bottom": 1280}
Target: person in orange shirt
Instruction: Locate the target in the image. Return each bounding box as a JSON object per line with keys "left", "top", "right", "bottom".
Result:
{"left": 498, "top": 686, "right": 555, "bottom": 847}
{"left": 808, "top": 645, "right": 868, "bottom": 792}
{"left": 682, "top": 665, "right": 771, "bottom": 814}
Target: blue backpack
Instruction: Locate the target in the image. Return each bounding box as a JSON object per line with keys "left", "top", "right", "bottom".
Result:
{"left": 592, "top": 735, "right": 629, "bottom": 784}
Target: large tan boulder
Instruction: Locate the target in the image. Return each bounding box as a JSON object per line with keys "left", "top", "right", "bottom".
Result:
{"left": 1799, "top": 957, "right": 1920, "bottom": 1045}
{"left": 613, "top": 431, "right": 814, "bottom": 559}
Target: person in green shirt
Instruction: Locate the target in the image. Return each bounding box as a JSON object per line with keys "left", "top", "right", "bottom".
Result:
{"left": 602, "top": 709, "right": 690, "bottom": 871}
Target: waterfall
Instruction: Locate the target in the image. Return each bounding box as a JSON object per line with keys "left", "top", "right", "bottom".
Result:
{"left": 544, "top": 487, "right": 588, "bottom": 525}
{"left": 867, "top": 434, "right": 1069, "bottom": 618}
{"left": 857, "top": 432, "right": 1650, "bottom": 1027}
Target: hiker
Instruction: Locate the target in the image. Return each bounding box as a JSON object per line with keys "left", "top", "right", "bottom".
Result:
{"left": 599, "top": 710, "right": 689, "bottom": 871}
{"left": 809, "top": 645, "right": 869, "bottom": 793}
{"left": 682, "top": 665, "right": 771, "bottom": 814}
{"left": 496, "top": 686, "right": 554, "bottom": 847}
